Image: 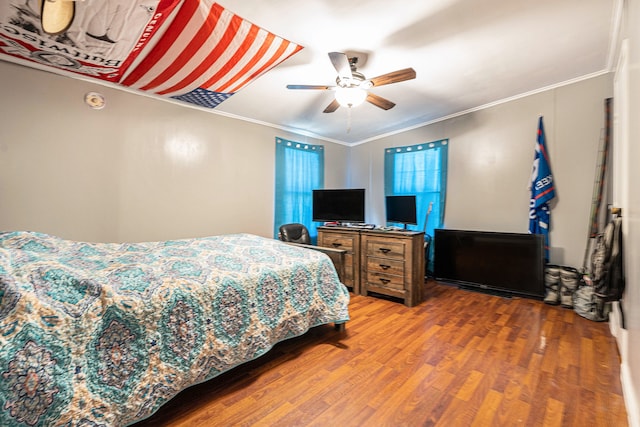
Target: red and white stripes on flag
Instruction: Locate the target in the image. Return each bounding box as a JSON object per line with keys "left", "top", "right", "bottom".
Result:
{"left": 0, "top": 0, "right": 303, "bottom": 109}
{"left": 120, "top": 1, "right": 302, "bottom": 101}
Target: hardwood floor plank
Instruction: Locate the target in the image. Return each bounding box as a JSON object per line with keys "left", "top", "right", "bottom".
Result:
{"left": 580, "top": 336, "right": 597, "bottom": 390}
{"left": 540, "top": 332, "right": 561, "bottom": 373}
{"left": 433, "top": 397, "right": 477, "bottom": 426}
{"left": 455, "top": 370, "right": 484, "bottom": 401}
{"left": 134, "top": 281, "right": 627, "bottom": 427}
{"left": 496, "top": 398, "right": 531, "bottom": 426}
{"left": 357, "top": 363, "right": 434, "bottom": 426}
{"left": 542, "top": 397, "right": 565, "bottom": 427}
{"left": 471, "top": 389, "right": 503, "bottom": 426}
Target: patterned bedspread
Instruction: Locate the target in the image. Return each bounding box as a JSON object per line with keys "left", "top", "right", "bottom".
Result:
{"left": 0, "top": 232, "right": 349, "bottom": 426}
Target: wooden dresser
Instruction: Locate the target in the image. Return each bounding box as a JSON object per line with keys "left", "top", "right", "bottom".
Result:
{"left": 317, "top": 227, "right": 425, "bottom": 306}
{"left": 317, "top": 227, "right": 361, "bottom": 294}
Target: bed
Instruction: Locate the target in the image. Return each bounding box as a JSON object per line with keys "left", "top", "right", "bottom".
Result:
{"left": 0, "top": 231, "right": 349, "bottom": 426}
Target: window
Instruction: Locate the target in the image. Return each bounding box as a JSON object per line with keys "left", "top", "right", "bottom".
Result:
{"left": 384, "top": 140, "right": 448, "bottom": 268}
{"left": 274, "top": 137, "right": 324, "bottom": 241}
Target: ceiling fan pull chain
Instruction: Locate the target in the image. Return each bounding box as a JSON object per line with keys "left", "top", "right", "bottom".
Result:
{"left": 347, "top": 107, "right": 352, "bottom": 133}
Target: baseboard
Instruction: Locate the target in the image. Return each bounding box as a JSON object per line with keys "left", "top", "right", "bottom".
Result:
{"left": 622, "top": 360, "right": 640, "bottom": 427}
{"left": 609, "top": 301, "right": 623, "bottom": 338}
{"left": 611, "top": 302, "right": 639, "bottom": 427}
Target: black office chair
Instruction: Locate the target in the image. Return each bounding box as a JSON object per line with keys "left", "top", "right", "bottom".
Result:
{"left": 278, "top": 223, "right": 311, "bottom": 244}
{"left": 278, "top": 223, "right": 346, "bottom": 283}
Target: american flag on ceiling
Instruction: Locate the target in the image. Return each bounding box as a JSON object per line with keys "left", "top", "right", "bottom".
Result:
{"left": 0, "top": 0, "right": 303, "bottom": 109}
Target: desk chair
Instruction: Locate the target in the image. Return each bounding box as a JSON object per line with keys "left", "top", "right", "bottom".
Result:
{"left": 278, "top": 223, "right": 311, "bottom": 244}
{"left": 278, "top": 223, "right": 346, "bottom": 283}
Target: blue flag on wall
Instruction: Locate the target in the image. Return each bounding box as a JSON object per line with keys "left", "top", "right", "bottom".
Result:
{"left": 529, "top": 116, "right": 556, "bottom": 262}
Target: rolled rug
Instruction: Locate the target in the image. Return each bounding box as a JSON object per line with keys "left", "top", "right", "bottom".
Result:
{"left": 560, "top": 266, "right": 581, "bottom": 308}
{"left": 543, "top": 264, "right": 561, "bottom": 305}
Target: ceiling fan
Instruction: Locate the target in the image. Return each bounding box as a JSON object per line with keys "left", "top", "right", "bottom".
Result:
{"left": 287, "top": 51, "right": 416, "bottom": 113}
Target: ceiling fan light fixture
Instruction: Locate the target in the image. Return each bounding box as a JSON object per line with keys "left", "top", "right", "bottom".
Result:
{"left": 335, "top": 87, "right": 367, "bottom": 108}
{"left": 287, "top": 51, "right": 415, "bottom": 114}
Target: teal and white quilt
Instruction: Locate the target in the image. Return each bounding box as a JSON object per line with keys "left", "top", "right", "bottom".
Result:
{"left": 0, "top": 232, "right": 349, "bottom": 426}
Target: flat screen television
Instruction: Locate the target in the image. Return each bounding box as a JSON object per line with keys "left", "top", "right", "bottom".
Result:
{"left": 312, "top": 189, "right": 365, "bottom": 223}
{"left": 385, "top": 195, "right": 417, "bottom": 227}
{"left": 433, "top": 229, "right": 545, "bottom": 298}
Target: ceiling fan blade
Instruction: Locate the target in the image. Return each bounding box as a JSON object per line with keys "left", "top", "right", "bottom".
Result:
{"left": 286, "top": 84, "right": 333, "bottom": 90}
{"left": 366, "top": 93, "right": 396, "bottom": 110}
{"left": 323, "top": 99, "right": 340, "bottom": 113}
{"left": 328, "top": 52, "right": 353, "bottom": 81}
{"left": 369, "top": 68, "right": 416, "bottom": 87}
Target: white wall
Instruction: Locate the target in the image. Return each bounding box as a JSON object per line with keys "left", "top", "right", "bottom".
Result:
{"left": 612, "top": 0, "right": 640, "bottom": 425}
{"left": 0, "top": 61, "right": 349, "bottom": 243}
{"left": 349, "top": 74, "right": 612, "bottom": 269}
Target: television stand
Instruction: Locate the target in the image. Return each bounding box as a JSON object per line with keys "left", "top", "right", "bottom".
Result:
{"left": 317, "top": 226, "right": 425, "bottom": 306}
{"left": 456, "top": 283, "right": 514, "bottom": 299}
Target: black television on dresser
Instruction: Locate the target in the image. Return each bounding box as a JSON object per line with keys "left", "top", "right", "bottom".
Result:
{"left": 433, "top": 229, "right": 545, "bottom": 298}
{"left": 385, "top": 195, "right": 417, "bottom": 228}
{"left": 312, "top": 189, "right": 366, "bottom": 224}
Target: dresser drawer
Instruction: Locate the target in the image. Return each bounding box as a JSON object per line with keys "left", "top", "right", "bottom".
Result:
{"left": 317, "top": 228, "right": 361, "bottom": 293}
{"left": 366, "top": 256, "right": 404, "bottom": 276}
{"left": 365, "top": 239, "right": 405, "bottom": 259}
{"left": 319, "top": 234, "right": 355, "bottom": 252}
{"left": 366, "top": 271, "right": 405, "bottom": 291}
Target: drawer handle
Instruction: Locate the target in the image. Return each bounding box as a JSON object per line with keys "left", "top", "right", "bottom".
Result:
{"left": 378, "top": 247, "right": 391, "bottom": 254}
{"left": 331, "top": 243, "right": 343, "bottom": 248}
{"left": 379, "top": 264, "right": 391, "bottom": 270}
{"left": 379, "top": 278, "right": 391, "bottom": 284}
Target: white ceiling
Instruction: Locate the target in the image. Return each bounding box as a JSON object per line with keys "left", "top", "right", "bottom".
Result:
{"left": 212, "top": 0, "right": 618, "bottom": 144}
{"left": 1, "top": 0, "right": 619, "bottom": 145}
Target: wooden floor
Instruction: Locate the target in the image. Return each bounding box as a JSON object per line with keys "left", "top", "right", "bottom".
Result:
{"left": 134, "top": 281, "right": 627, "bottom": 426}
